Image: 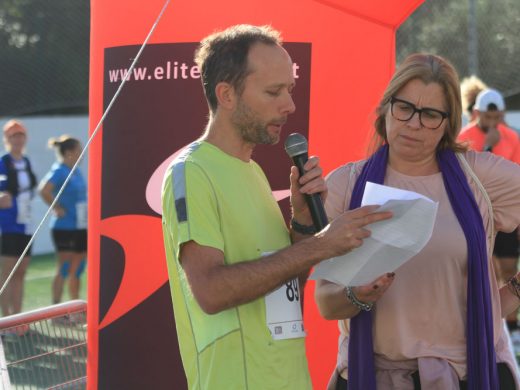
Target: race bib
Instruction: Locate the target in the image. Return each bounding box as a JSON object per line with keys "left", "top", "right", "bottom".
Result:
{"left": 76, "top": 202, "right": 87, "bottom": 229}
{"left": 16, "top": 192, "right": 31, "bottom": 225}
{"left": 265, "top": 276, "right": 306, "bottom": 340}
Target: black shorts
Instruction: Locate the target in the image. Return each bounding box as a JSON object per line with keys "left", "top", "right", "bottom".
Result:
{"left": 0, "top": 233, "right": 32, "bottom": 257}
{"left": 493, "top": 228, "right": 520, "bottom": 258}
{"left": 52, "top": 229, "right": 87, "bottom": 253}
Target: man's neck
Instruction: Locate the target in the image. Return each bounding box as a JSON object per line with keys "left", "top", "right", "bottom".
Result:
{"left": 202, "top": 115, "right": 255, "bottom": 162}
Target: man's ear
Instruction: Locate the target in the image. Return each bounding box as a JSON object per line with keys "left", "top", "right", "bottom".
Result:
{"left": 215, "top": 82, "right": 236, "bottom": 110}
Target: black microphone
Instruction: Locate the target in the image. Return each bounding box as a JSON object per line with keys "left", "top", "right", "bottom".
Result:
{"left": 284, "top": 133, "right": 328, "bottom": 231}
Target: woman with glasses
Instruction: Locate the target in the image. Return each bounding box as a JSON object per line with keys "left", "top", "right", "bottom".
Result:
{"left": 314, "top": 53, "right": 520, "bottom": 389}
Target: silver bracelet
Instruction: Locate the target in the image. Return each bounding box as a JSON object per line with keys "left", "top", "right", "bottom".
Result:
{"left": 345, "top": 286, "right": 374, "bottom": 312}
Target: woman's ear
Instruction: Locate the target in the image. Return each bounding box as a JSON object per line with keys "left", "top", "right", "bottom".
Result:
{"left": 215, "top": 82, "right": 236, "bottom": 110}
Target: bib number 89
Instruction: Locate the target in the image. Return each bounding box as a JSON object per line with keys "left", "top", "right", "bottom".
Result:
{"left": 285, "top": 279, "right": 299, "bottom": 302}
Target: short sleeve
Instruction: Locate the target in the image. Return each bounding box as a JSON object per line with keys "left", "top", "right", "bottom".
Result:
{"left": 467, "top": 150, "right": 520, "bottom": 232}
{"left": 45, "top": 167, "right": 65, "bottom": 190}
{"left": 162, "top": 160, "right": 224, "bottom": 261}
{"left": 325, "top": 162, "right": 364, "bottom": 220}
{"left": 325, "top": 166, "right": 349, "bottom": 220}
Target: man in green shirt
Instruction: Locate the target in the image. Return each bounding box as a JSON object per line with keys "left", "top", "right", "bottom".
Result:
{"left": 161, "top": 24, "right": 392, "bottom": 389}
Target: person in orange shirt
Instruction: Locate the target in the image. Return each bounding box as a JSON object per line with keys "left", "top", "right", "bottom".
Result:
{"left": 459, "top": 89, "right": 520, "bottom": 161}
{"left": 459, "top": 88, "right": 520, "bottom": 338}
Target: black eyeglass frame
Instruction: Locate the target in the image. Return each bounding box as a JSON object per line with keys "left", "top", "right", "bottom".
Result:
{"left": 390, "top": 96, "right": 450, "bottom": 130}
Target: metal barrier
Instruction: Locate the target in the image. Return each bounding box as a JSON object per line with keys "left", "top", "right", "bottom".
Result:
{"left": 0, "top": 300, "right": 87, "bottom": 389}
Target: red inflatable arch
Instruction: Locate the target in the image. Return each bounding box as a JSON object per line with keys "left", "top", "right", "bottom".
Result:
{"left": 88, "top": 1, "right": 424, "bottom": 388}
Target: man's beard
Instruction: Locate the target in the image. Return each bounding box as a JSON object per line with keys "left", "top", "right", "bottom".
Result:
{"left": 231, "top": 98, "right": 282, "bottom": 145}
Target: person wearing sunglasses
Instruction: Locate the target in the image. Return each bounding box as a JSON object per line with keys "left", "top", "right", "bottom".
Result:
{"left": 315, "top": 54, "right": 520, "bottom": 389}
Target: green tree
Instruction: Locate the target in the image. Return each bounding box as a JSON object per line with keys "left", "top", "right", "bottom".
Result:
{"left": 397, "top": 0, "right": 520, "bottom": 98}
{"left": 0, "top": 0, "right": 90, "bottom": 116}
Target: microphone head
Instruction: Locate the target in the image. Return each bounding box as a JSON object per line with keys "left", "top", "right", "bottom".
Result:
{"left": 284, "top": 133, "right": 308, "bottom": 157}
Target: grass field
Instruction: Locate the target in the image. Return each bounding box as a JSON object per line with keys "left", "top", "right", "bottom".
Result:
{"left": 22, "top": 252, "right": 87, "bottom": 312}
{"left": 0, "top": 253, "right": 88, "bottom": 389}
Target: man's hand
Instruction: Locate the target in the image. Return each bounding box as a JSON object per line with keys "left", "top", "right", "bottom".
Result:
{"left": 318, "top": 205, "right": 393, "bottom": 257}
{"left": 289, "top": 156, "right": 326, "bottom": 225}
{"left": 484, "top": 127, "right": 500, "bottom": 150}
{"left": 0, "top": 192, "right": 12, "bottom": 209}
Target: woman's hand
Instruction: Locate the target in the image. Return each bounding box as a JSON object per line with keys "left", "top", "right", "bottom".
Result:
{"left": 350, "top": 272, "right": 396, "bottom": 307}
{"left": 53, "top": 205, "right": 66, "bottom": 218}
{"left": 0, "top": 192, "right": 12, "bottom": 209}
{"left": 315, "top": 272, "right": 396, "bottom": 320}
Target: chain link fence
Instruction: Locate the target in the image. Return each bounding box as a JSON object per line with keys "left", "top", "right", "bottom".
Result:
{"left": 397, "top": 0, "right": 520, "bottom": 103}
{"left": 0, "top": 0, "right": 89, "bottom": 117}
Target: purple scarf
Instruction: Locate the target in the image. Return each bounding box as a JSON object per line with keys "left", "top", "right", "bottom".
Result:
{"left": 347, "top": 144, "right": 498, "bottom": 389}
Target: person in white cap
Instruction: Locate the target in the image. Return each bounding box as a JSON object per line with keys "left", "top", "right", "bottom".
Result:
{"left": 459, "top": 89, "right": 519, "bottom": 155}
{"left": 459, "top": 89, "right": 520, "bottom": 338}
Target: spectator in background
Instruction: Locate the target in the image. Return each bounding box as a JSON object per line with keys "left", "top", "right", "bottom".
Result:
{"left": 458, "top": 89, "right": 520, "bottom": 339}
{"left": 0, "top": 120, "right": 37, "bottom": 316}
{"left": 460, "top": 75, "right": 488, "bottom": 124}
{"left": 39, "top": 135, "right": 87, "bottom": 304}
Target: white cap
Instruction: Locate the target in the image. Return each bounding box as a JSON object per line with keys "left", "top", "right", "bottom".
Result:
{"left": 474, "top": 88, "right": 505, "bottom": 112}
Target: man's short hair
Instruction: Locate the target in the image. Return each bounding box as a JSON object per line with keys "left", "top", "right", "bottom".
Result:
{"left": 474, "top": 88, "right": 505, "bottom": 112}
{"left": 194, "top": 24, "right": 281, "bottom": 113}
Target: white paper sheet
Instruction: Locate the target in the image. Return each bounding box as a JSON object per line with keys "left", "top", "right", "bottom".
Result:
{"left": 310, "top": 182, "right": 438, "bottom": 286}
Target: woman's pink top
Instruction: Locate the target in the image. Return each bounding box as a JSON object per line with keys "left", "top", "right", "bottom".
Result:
{"left": 324, "top": 150, "right": 520, "bottom": 389}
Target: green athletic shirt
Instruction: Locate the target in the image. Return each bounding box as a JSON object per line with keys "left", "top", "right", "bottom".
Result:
{"left": 161, "top": 141, "right": 312, "bottom": 390}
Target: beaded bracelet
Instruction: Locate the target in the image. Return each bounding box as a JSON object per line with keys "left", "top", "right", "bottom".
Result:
{"left": 345, "top": 286, "right": 374, "bottom": 312}
{"left": 507, "top": 275, "right": 520, "bottom": 301}
{"left": 290, "top": 218, "right": 317, "bottom": 235}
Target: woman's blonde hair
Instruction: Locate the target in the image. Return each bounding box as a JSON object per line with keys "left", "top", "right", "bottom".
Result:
{"left": 370, "top": 53, "right": 466, "bottom": 154}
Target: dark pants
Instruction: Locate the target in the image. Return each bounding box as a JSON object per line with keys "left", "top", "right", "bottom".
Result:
{"left": 336, "top": 363, "right": 515, "bottom": 390}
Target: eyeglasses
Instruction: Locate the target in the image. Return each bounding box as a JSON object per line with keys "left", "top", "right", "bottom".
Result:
{"left": 390, "top": 97, "right": 449, "bottom": 130}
